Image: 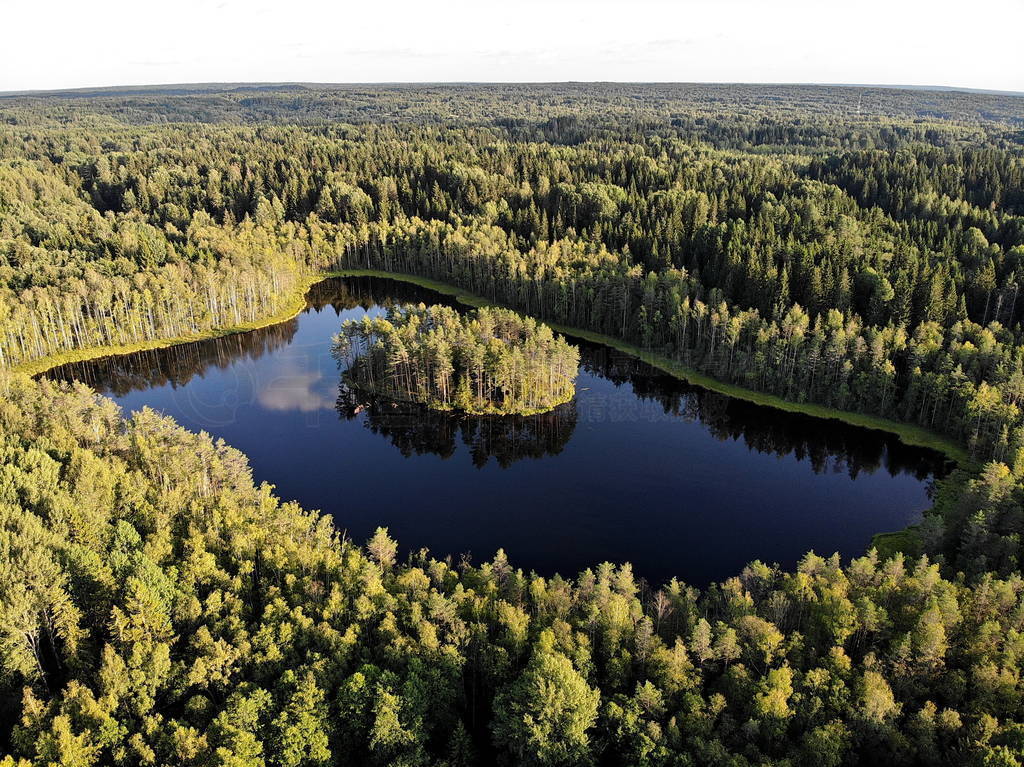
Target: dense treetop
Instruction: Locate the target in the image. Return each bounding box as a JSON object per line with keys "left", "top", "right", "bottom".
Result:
{"left": 2, "top": 84, "right": 1024, "bottom": 764}
{"left": 2, "top": 373, "right": 1024, "bottom": 766}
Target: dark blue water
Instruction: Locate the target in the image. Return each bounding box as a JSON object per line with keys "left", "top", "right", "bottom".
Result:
{"left": 47, "top": 277, "right": 949, "bottom": 586}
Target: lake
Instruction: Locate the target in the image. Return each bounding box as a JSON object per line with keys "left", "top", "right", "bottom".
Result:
{"left": 46, "top": 276, "right": 950, "bottom": 586}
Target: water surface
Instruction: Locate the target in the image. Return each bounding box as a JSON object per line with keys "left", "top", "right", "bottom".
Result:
{"left": 47, "top": 277, "right": 949, "bottom": 586}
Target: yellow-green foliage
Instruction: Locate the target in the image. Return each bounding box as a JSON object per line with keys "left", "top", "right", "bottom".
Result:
{"left": 2, "top": 373, "right": 1024, "bottom": 765}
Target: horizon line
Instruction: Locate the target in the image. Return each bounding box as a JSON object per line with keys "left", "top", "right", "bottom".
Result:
{"left": 2, "top": 80, "right": 1023, "bottom": 99}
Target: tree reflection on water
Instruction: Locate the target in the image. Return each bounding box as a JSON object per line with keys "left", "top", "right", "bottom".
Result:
{"left": 336, "top": 385, "right": 578, "bottom": 468}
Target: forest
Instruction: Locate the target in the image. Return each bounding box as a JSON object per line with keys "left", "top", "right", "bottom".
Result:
{"left": 1, "top": 83, "right": 1024, "bottom": 765}
{"left": 333, "top": 304, "right": 579, "bottom": 415}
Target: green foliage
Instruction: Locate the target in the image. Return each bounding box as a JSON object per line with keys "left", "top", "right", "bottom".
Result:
{"left": 491, "top": 632, "right": 601, "bottom": 766}
{"left": 0, "top": 373, "right": 1023, "bottom": 764}
{"left": 3, "top": 83, "right": 1024, "bottom": 764}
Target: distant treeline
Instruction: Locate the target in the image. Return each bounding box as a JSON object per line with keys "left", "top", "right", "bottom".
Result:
{"left": 2, "top": 82, "right": 1023, "bottom": 133}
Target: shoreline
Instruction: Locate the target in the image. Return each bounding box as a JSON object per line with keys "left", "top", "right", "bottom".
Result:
{"left": 11, "top": 271, "right": 329, "bottom": 378}
{"left": 16, "top": 266, "right": 969, "bottom": 465}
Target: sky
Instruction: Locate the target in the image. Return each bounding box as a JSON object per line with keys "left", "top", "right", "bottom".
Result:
{"left": 3, "top": 0, "right": 1023, "bottom": 93}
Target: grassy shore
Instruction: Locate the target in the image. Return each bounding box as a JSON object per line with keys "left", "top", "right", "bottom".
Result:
{"left": 16, "top": 266, "right": 969, "bottom": 466}
{"left": 870, "top": 529, "right": 922, "bottom": 560}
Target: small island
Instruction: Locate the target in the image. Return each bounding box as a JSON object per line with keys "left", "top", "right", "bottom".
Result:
{"left": 332, "top": 303, "right": 580, "bottom": 415}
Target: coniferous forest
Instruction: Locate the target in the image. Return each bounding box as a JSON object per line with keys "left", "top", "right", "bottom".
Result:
{"left": 2, "top": 83, "right": 1024, "bottom": 765}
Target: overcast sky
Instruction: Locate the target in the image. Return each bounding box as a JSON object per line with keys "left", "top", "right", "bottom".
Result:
{"left": 4, "top": 0, "right": 1022, "bottom": 93}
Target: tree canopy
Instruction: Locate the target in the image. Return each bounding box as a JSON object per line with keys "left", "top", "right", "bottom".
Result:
{"left": 2, "top": 83, "right": 1024, "bottom": 764}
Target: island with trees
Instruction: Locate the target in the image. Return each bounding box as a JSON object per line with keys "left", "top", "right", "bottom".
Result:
{"left": 332, "top": 304, "right": 580, "bottom": 415}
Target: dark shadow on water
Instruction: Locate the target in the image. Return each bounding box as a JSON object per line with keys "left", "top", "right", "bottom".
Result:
{"left": 337, "top": 387, "right": 578, "bottom": 468}
{"left": 577, "top": 345, "right": 948, "bottom": 483}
